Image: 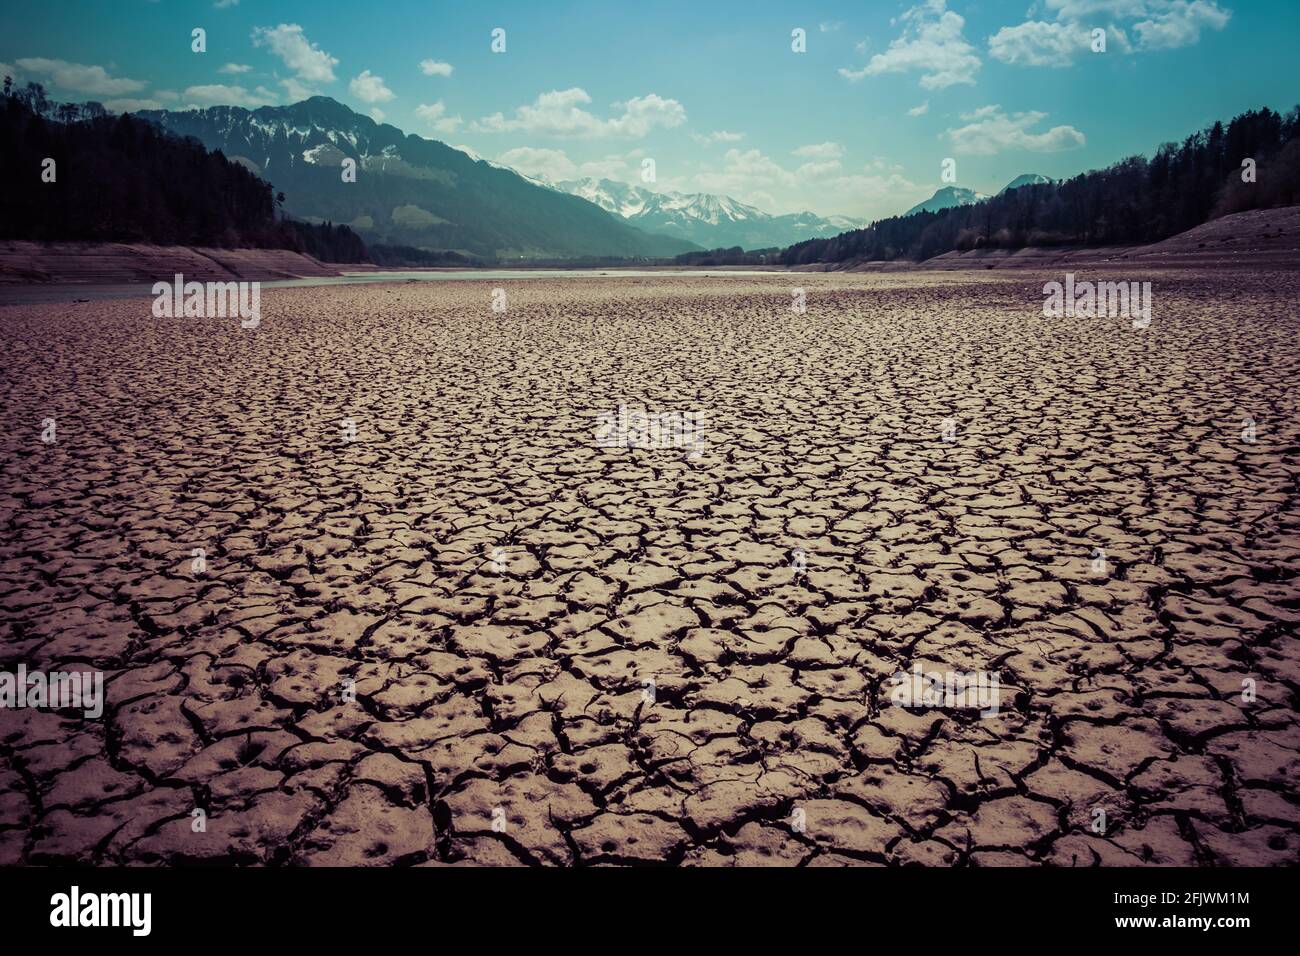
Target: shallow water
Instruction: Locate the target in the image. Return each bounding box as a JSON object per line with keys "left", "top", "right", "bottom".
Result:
{"left": 0, "top": 269, "right": 780, "bottom": 306}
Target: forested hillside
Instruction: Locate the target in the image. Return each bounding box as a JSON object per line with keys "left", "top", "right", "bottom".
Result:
{"left": 782, "top": 106, "right": 1300, "bottom": 266}
{"left": 0, "top": 81, "right": 366, "bottom": 261}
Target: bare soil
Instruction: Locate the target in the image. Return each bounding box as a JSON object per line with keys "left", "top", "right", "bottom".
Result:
{"left": 1, "top": 268, "right": 1297, "bottom": 866}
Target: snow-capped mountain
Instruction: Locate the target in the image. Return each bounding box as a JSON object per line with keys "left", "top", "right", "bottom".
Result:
{"left": 543, "top": 177, "right": 865, "bottom": 250}
{"left": 132, "top": 97, "right": 694, "bottom": 258}
{"left": 900, "top": 177, "right": 1055, "bottom": 218}
{"left": 998, "top": 174, "right": 1060, "bottom": 195}
{"left": 1000, "top": 173, "right": 1055, "bottom": 193}
{"left": 903, "top": 185, "right": 991, "bottom": 217}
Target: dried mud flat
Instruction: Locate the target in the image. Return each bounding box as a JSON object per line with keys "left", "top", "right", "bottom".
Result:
{"left": 1, "top": 270, "right": 1298, "bottom": 867}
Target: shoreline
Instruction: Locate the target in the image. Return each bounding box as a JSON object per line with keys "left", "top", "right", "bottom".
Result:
{"left": 4, "top": 256, "right": 1299, "bottom": 307}
{"left": 3, "top": 204, "right": 1297, "bottom": 305}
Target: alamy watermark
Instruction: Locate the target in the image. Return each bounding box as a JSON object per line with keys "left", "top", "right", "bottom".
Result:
{"left": 1042, "top": 274, "right": 1152, "bottom": 329}
{"left": 595, "top": 405, "right": 707, "bottom": 459}
{"left": 50, "top": 886, "right": 150, "bottom": 936}
{"left": 151, "top": 274, "right": 260, "bottom": 329}
{"left": 887, "top": 663, "right": 1001, "bottom": 717}
{"left": 0, "top": 664, "right": 104, "bottom": 718}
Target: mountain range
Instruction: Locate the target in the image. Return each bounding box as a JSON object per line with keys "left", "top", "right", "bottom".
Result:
{"left": 135, "top": 97, "right": 695, "bottom": 259}
{"left": 903, "top": 185, "right": 991, "bottom": 217}
{"left": 534, "top": 176, "right": 866, "bottom": 250}
{"left": 130, "top": 96, "right": 1058, "bottom": 256}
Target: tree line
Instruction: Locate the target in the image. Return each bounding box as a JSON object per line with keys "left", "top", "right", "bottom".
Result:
{"left": 781, "top": 105, "right": 1300, "bottom": 266}
{"left": 672, "top": 246, "right": 781, "bottom": 266}
{"left": 0, "top": 80, "right": 369, "bottom": 262}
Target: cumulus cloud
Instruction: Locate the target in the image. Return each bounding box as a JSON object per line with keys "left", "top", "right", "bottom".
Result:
{"left": 419, "top": 59, "right": 454, "bottom": 77}
{"left": 279, "top": 77, "right": 316, "bottom": 102}
{"left": 415, "top": 100, "right": 463, "bottom": 134}
{"left": 349, "top": 70, "right": 395, "bottom": 104}
{"left": 218, "top": 62, "right": 252, "bottom": 74}
{"left": 692, "top": 147, "right": 921, "bottom": 220}
{"left": 577, "top": 154, "right": 635, "bottom": 179}
{"left": 13, "top": 58, "right": 145, "bottom": 95}
{"left": 1133, "top": 0, "right": 1231, "bottom": 49}
{"left": 796, "top": 159, "right": 843, "bottom": 178}
{"left": 472, "top": 88, "right": 686, "bottom": 138}
{"left": 252, "top": 23, "right": 338, "bottom": 98}
{"left": 793, "top": 142, "right": 846, "bottom": 160}
{"left": 182, "top": 84, "right": 278, "bottom": 108}
{"left": 989, "top": 21, "right": 1104, "bottom": 66}
{"left": 991, "top": 0, "right": 1229, "bottom": 66}
{"left": 908, "top": 101, "right": 930, "bottom": 116}
{"left": 694, "top": 148, "right": 796, "bottom": 194}
{"left": 945, "top": 105, "right": 1085, "bottom": 155}
{"left": 497, "top": 147, "right": 578, "bottom": 182}
{"left": 838, "top": 0, "right": 980, "bottom": 89}
{"left": 690, "top": 130, "right": 745, "bottom": 145}
{"left": 1044, "top": 0, "right": 1149, "bottom": 16}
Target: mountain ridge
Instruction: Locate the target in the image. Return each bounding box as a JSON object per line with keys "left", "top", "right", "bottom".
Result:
{"left": 903, "top": 185, "right": 991, "bottom": 217}
{"left": 133, "top": 97, "right": 696, "bottom": 259}
{"left": 999, "top": 173, "right": 1054, "bottom": 194}
{"left": 533, "top": 175, "right": 866, "bottom": 250}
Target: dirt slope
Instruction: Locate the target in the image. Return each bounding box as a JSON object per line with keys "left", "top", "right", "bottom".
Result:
{"left": 0, "top": 240, "right": 342, "bottom": 284}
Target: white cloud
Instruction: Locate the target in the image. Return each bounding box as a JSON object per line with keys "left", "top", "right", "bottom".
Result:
{"left": 182, "top": 84, "right": 278, "bottom": 108}
{"left": 578, "top": 154, "right": 634, "bottom": 179}
{"left": 414, "top": 100, "right": 463, "bottom": 134}
{"left": 370, "top": 107, "right": 385, "bottom": 123}
{"left": 1044, "top": 0, "right": 1148, "bottom": 16}
{"left": 691, "top": 129, "right": 745, "bottom": 145}
{"left": 349, "top": 70, "right": 395, "bottom": 104}
{"left": 279, "top": 77, "right": 316, "bottom": 102}
{"left": 945, "top": 105, "right": 1085, "bottom": 155}
{"left": 497, "top": 146, "right": 578, "bottom": 182}
{"left": 992, "top": 0, "right": 1229, "bottom": 66}
{"left": 908, "top": 101, "right": 930, "bottom": 116}
{"left": 989, "top": 21, "right": 1100, "bottom": 66}
{"left": 473, "top": 88, "right": 686, "bottom": 138}
{"left": 251, "top": 23, "right": 338, "bottom": 89}
{"left": 838, "top": 1, "right": 980, "bottom": 89}
{"left": 218, "top": 62, "right": 252, "bottom": 74}
{"left": 1134, "top": 1, "right": 1231, "bottom": 50}
{"left": 793, "top": 142, "right": 845, "bottom": 159}
{"left": 694, "top": 148, "right": 797, "bottom": 194}
{"left": 796, "top": 160, "right": 843, "bottom": 178}
{"left": 690, "top": 147, "right": 922, "bottom": 220}
{"left": 820, "top": 21, "right": 843, "bottom": 32}
{"left": 419, "top": 59, "right": 454, "bottom": 77}
{"left": 14, "top": 58, "right": 145, "bottom": 95}
{"left": 214, "top": 0, "right": 240, "bottom": 8}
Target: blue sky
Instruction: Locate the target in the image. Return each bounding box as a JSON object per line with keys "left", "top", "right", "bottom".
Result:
{"left": 3, "top": 0, "right": 1298, "bottom": 220}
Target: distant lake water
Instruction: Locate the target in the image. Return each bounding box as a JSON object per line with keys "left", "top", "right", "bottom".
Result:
{"left": 0, "top": 269, "right": 782, "bottom": 306}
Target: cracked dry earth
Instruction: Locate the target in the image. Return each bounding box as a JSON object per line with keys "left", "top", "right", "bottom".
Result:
{"left": 2, "top": 269, "right": 1299, "bottom": 868}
